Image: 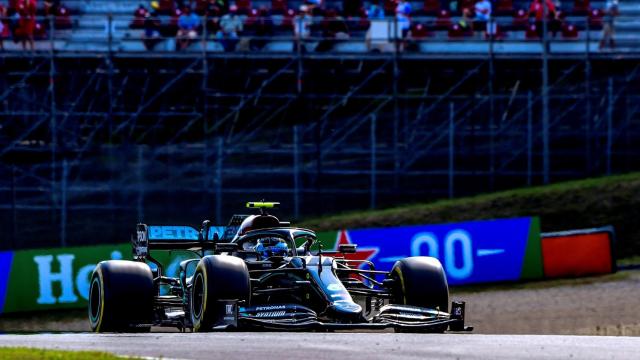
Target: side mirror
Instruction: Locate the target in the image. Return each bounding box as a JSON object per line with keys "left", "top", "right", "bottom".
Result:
{"left": 338, "top": 244, "right": 357, "bottom": 254}
{"left": 201, "top": 220, "right": 211, "bottom": 241}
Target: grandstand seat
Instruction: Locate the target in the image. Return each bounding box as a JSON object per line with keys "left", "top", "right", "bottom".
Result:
{"left": 158, "top": 0, "right": 175, "bottom": 15}
{"left": 236, "top": 0, "right": 252, "bottom": 15}
{"left": 167, "top": 8, "right": 182, "bottom": 33}
{"left": 355, "top": 8, "right": 370, "bottom": 30}
{"left": 562, "top": 23, "right": 579, "bottom": 39}
{"left": 195, "top": 0, "right": 208, "bottom": 15}
{"left": 573, "top": 0, "right": 590, "bottom": 14}
{"left": 275, "top": 9, "right": 295, "bottom": 30}
{"left": 512, "top": 8, "right": 528, "bottom": 30}
{"left": 555, "top": 9, "right": 567, "bottom": 20}
{"left": 244, "top": 8, "right": 259, "bottom": 29}
{"left": 525, "top": 23, "right": 538, "bottom": 40}
{"left": 459, "top": 0, "right": 475, "bottom": 13}
{"left": 589, "top": 8, "right": 604, "bottom": 30}
{"left": 411, "top": 22, "right": 431, "bottom": 38}
{"left": 131, "top": 5, "right": 148, "bottom": 29}
{"left": 496, "top": 0, "right": 514, "bottom": 15}
{"left": 436, "top": 9, "right": 452, "bottom": 29}
{"left": 423, "top": 0, "right": 439, "bottom": 13}
{"left": 384, "top": 0, "right": 396, "bottom": 16}
{"left": 34, "top": 21, "right": 47, "bottom": 39}
{"left": 448, "top": 23, "right": 472, "bottom": 38}
{"left": 55, "top": 5, "right": 72, "bottom": 30}
{"left": 271, "top": 0, "right": 287, "bottom": 14}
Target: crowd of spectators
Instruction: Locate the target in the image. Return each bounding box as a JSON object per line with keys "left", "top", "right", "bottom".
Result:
{"left": 0, "top": 0, "right": 72, "bottom": 50}
{"left": 131, "top": 0, "right": 618, "bottom": 52}
{"left": 0, "top": 0, "right": 617, "bottom": 52}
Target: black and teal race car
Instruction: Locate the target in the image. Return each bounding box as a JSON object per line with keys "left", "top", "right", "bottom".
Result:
{"left": 88, "top": 202, "right": 472, "bottom": 332}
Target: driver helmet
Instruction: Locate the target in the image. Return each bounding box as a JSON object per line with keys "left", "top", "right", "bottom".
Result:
{"left": 254, "top": 237, "right": 289, "bottom": 258}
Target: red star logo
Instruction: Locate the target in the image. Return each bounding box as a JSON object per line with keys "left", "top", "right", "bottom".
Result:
{"left": 333, "top": 230, "right": 379, "bottom": 269}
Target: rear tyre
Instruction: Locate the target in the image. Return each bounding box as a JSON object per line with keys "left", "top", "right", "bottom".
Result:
{"left": 88, "top": 260, "right": 154, "bottom": 332}
{"left": 190, "top": 255, "right": 251, "bottom": 332}
{"left": 391, "top": 257, "right": 449, "bottom": 333}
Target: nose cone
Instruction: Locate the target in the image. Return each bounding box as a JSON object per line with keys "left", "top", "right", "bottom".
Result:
{"left": 331, "top": 300, "right": 363, "bottom": 319}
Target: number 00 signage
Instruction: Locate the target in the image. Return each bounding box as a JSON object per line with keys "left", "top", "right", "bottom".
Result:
{"left": 320, "top": 217, "right": 543, "bottom": 286}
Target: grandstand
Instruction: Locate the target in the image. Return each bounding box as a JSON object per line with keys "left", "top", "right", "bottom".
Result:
{"left": 0, "top": 0, "right": 640, "bottom": 52}
{"left": 1, "top": 0, "right": 640, "bottom": 249}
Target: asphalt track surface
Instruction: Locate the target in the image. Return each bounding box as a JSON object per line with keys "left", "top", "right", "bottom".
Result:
{"left": 0, "top": 333, "right": 638, "bottom": 359}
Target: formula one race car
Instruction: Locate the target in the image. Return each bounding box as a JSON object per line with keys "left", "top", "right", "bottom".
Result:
{"left": 88, "top": 202, "right": 472, "bottom": 333}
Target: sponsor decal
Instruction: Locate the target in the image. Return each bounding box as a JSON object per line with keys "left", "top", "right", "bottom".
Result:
{"left": 254, "top": 311, "right": 287, "bottom": 318}
{"left": 149, "top": 226, "right": 200, "bottom": 241}
{"left": 255, "top": 305, "right": 287, "bottom": 311}
{"left": 147, "top": 225, "right": 225, "bottom": 241}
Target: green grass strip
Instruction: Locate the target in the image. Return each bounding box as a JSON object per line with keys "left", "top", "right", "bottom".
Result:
{"left": 0, "top": 347, "right": 131, "bottom": 360}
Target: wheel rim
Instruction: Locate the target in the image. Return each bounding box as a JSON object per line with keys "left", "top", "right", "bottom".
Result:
{"left": 89, "top": 276, "right": 101, "bottom": 324}
{"left": 192, "top": 272, "right": 205, "bottom": 320}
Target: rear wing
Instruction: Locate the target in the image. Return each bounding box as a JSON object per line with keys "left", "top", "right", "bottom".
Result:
{"left": 133, "top": 223, "right": 226, "bottom": 259}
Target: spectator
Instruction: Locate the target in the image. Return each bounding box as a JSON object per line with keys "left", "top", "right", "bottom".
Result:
{"left": 176, "top": 6, "right": 200, "bottom": 50}
{"left": 143, "top": 11, "right": 162, "bottom": 50}
{"left": 474, "top": 0, "right": 491, "bottom": 21}
{"left": 316, "top": 8, "right": 349, "bottom": 51}
{"left": 599, "top": 0, "right": 619, "bottom": 50}
{"left": 367, "top": 0, "right": 385, "bottom": 19}
{"left": 216, "top": 4, "right": 242, "bottom": 51}
{"left": 293, "top": 4, "right": 312, "bottom": 52}
{"left": 17, "top": 0, "right": 36, "bottom": 51}
{"left": 529, "top": 0, "right": 560, "bottom": 38}
{"left": 250, "top": 6, "right": 273, "bottom": 51}
{"left": 395, "top": 0, "right": 411, "bottom": 38}
{"left": 474, "top": 0, "right": 491, "bottom": 34}
{"left": 457, "top": 7, "right": 473, "bottom": 34}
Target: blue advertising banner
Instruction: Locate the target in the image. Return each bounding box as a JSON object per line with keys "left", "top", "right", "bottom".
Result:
{"left": 326, "top": 217, "right": 541, "bottom": 285}
{"left": 0, "top": 251, "right": 13, "bottom": 313}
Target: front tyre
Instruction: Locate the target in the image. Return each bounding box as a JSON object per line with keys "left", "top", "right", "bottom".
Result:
{"left": 88, "top": 260, "right": 154, "bottom": 332}
{"left": 190, "top": 255, "right": 250, "bottom": 332}
{"left": 391, "top": 256, "right": 449, "bottom": 312}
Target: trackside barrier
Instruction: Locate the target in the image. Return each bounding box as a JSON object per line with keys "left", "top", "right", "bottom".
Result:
{"left": 0, "top": 217, "right": 542, "bottom": 314}
{"left": 541, "top": 226, "right": 616, "bottom": 278}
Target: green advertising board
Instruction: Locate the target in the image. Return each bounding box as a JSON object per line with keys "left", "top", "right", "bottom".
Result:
{"left": 1, "top": 244, "right": 203, "bottom": 314}
{"left": 3, "top": 244, "right": 131, "bottom": 313}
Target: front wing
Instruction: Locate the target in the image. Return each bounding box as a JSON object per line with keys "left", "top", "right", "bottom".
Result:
{"left": 214, "top": 301, "right": 473, "bottom": 332}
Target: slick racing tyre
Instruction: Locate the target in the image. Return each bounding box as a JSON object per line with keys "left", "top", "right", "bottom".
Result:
{"left": 89, "top": 260, "right": 154, "bottom": 332}
{"left": 191, "top": 255, "right": 251, "bottom": 332}
{"left": 391, "top": 256, "right": 449, "bottom": 313}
